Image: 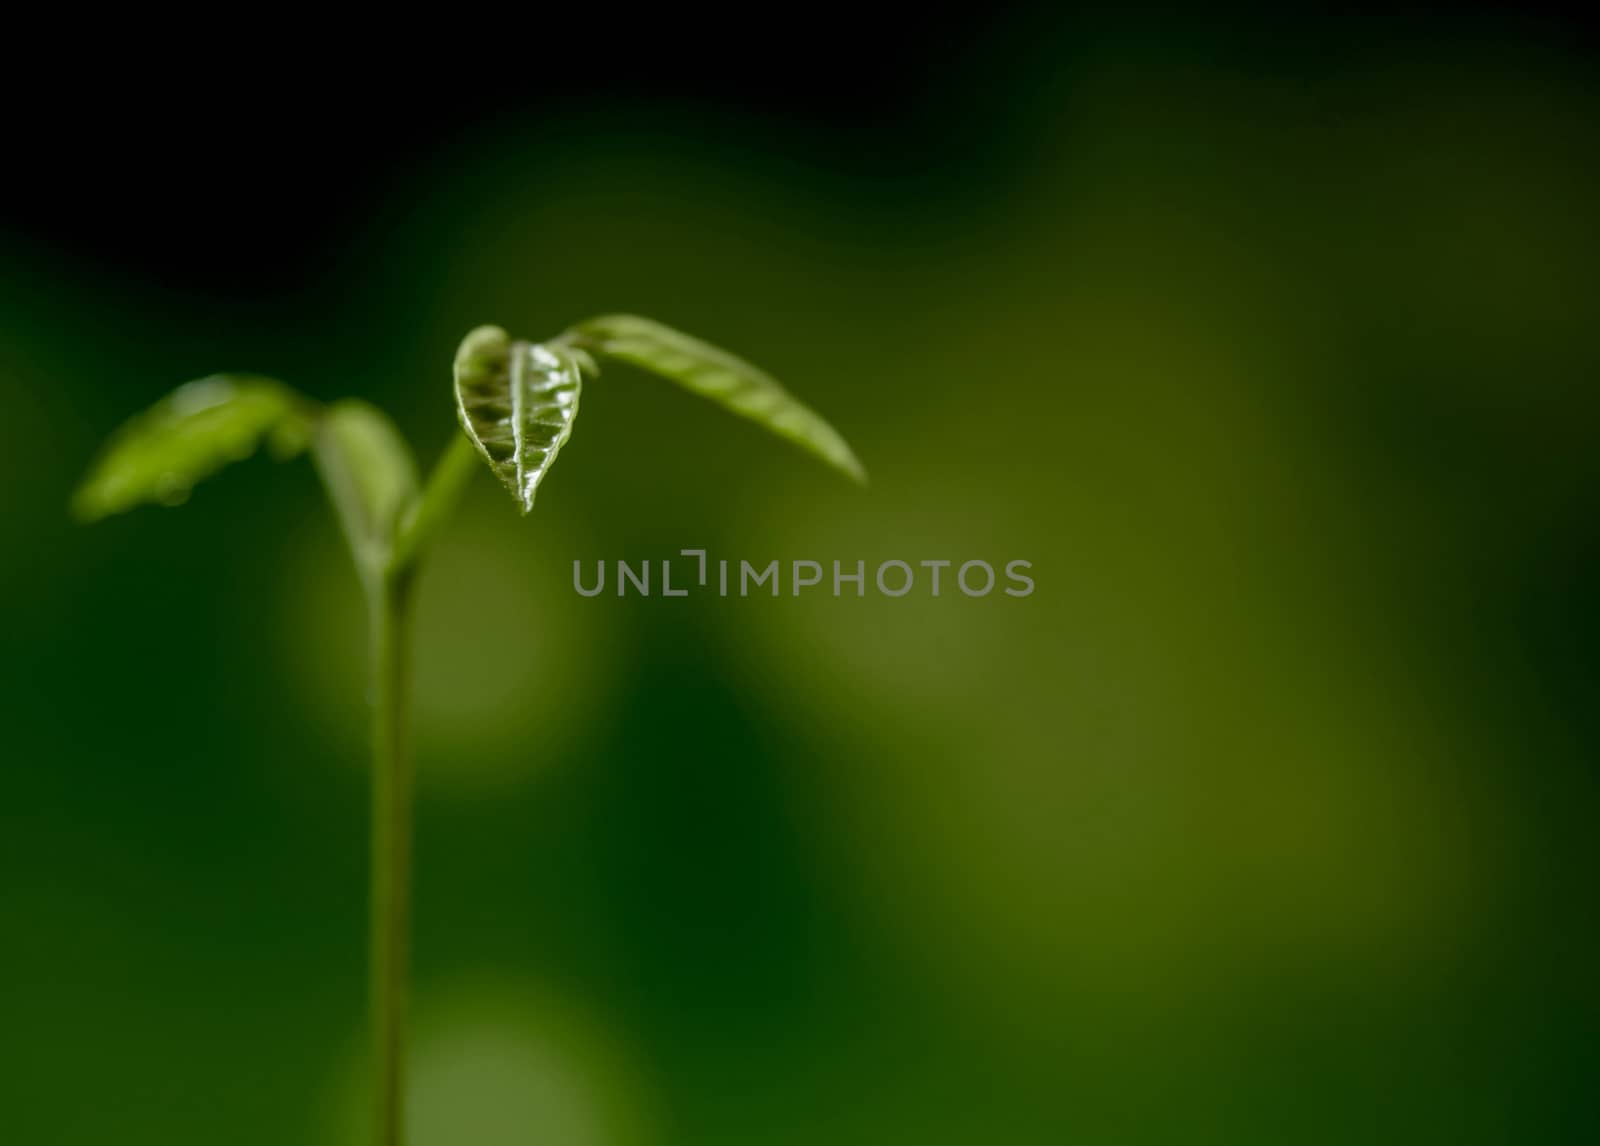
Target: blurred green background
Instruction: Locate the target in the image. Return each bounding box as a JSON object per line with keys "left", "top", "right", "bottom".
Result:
{"left": 3, "top": 10, "right": 1598, "bottom": 1144}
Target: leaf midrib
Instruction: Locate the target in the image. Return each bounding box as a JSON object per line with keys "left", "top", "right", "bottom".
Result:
{"left": 509, "top": 339, "right": 528, "bottom": 506}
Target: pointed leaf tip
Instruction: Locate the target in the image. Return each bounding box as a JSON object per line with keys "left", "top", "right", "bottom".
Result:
{"left": 563, "top": 314, "right": 867, "bottom": 486}
{"left": 72, "top": 375, "right": 313, "bottom": 522}
{"left": 453, "top": 325, "right": 583, "bottom": 513}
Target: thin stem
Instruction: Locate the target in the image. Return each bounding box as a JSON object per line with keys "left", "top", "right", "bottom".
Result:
{"left": 390, "top": 434, "right": 480, "bottom": 574}
{"left": 369, "top": 570, "right": 416, "bottom": 1146}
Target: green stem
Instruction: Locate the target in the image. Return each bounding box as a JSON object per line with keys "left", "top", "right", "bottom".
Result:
{"left": 369, "top": 570, "right": 416, "bottom": 1146}
{"left": 391, "top": 434, "right": 480, "bottom": 574}
{"left": 356, "top": 429, "right": 476, "bottom": 1145}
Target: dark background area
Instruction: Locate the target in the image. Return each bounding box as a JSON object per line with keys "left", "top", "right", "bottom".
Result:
{"left": 3, "top": 6, "right": 1599, "bottom": 1145}
{"left": 9, "top": 5, "right": 1597, "bottom": 294}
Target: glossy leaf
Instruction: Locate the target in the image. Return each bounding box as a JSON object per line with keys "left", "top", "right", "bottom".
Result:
{"left": 72, "top": 375, "right": 313, "bottom": 522}
{"left": 313, "top": 400, "right": 421, "bottom": 571}
{"left": 563, "top": 314, "right": 866, "bottom": 484}
{"left": 453, "top": 325, "right": 583, "bottom": 514}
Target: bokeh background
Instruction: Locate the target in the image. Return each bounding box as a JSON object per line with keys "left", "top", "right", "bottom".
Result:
{"left": 3, "top": 8, "right": 1598, "bottom": 1144}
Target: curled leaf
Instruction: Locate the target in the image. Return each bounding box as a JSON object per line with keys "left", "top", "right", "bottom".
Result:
{"left": 563, "top": 314, "right": 866, "bottom": 485}
{"left": 453, "top": 325, "right": 582, "bottom": 514}
{"left": 72, "top": 375, "right": 314, "bottom": 522}
{"left": 313, "top": 401, "right": 421, "bottom": 573}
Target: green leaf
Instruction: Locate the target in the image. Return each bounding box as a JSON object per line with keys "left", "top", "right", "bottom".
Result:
{"left": 453, "top": 325, "right": 583, "bottom": 514}
{"left": 72, "top": 375, "right": 314, "bottom": 522}
{"left": 313, "top": 401, "right": 421, "bottom": 572}
{"left": 563, "top": 314, "right": 866, "bottom": 485}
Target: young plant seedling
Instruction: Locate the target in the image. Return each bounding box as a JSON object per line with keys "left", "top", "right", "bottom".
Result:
{"left": 73, "top": 316, "right": 865, "bottom": 1146}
